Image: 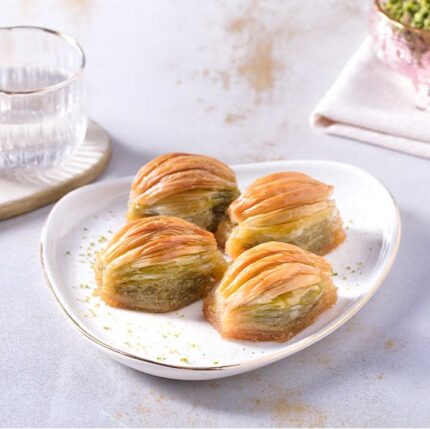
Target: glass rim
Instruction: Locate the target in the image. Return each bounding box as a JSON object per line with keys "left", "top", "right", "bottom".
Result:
{"left": 0, "top": 26, "right": 86, "bottom": 96}
{"left": 374, "top": 0, "right": 430, "bottom": 34}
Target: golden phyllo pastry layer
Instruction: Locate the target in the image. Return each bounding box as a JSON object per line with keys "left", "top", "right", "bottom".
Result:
{"left": 204, "top": 242, "right": 337, "bottom": 342}
{"left": 127, "top": 153, "right": 240, "bottom": 232}
{"left": 95, "top": 217, "right": 227, "bottom": 313}
{"left": 217, "top": 172, "right": 345, "bottom": 258}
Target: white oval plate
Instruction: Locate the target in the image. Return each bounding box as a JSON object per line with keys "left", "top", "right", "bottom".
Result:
{"left": 40, "top": 160, "right": 401, "bottom": 380}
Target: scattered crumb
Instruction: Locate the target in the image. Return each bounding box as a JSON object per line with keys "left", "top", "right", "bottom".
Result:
{"left": 384, "top": 339, "right": 395, "bottom": 351}
{"left": 272, "top": 398, "right": 328, "bottom": 427}
{"left": 225, "top": 113, "right": 246, "bottom": 124}
{"left": 154, "top": 393, "right": 165, "bottom": 403}
{"left": 137, "top": 403, "right": 151, "bottom": 416}
{"left": 227, "top": 16, "right": 247, "bottom": 33}
{"left": 252, "top": 389, "right": 328, "bottom": 428}
{"left": 384, "top": 338, "right": 406, "bottom": 352}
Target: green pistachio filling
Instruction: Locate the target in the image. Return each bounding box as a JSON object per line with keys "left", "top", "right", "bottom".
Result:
{"left": 234, "top": 208, "right": 335, "bottom": 255}
{"left": 104, "top": 252, "right": 223, "bottom": 311}
{"left": 107, "top": 261, "right": 217, "bottom": 311}
{"left": 240, "top": 285, "right": 323, "bottom": 327}
{"left": 115, "top": 274, "right": 212, "bottom": 311}
{"left": 382, "top": 0, "right": 430, "bottom": 29}
{"left": 132, "top": 188, "right": 239, "bottom": 231}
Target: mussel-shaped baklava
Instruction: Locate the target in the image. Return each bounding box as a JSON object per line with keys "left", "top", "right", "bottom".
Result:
{"left": 95, "top": 216, "right": 227, "bottom": 313}
{"left": 127, "top": 153, "right": 240, "bottom": 232}
{"left": 217, "top": 172, "right": 345, "bottom": 258}
{"left": 204, "top": 242, "right": 337, "bottom": 342}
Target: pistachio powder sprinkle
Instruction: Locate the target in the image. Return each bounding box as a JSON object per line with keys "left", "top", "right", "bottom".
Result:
{"left": 382, "top": 0, "right": 430, "bottom": 29}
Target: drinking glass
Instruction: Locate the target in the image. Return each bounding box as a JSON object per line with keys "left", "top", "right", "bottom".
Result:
{"left": 371, "top": 0, "right": 430, "bottom": 110}
{"left": 0, "top": 26, "right": 86, "bottom": 172}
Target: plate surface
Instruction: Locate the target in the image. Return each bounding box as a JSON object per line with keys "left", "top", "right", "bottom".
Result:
{"left": 40, "top": 160, "right": 401, "bottom": 380}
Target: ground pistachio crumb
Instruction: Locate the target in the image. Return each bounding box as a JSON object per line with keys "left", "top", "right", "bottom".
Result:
{"left": 180, "top": 357, "right": 189, "bottom": 363}
{"left": 382, "top": 0, "right": 430, "bottom": 29}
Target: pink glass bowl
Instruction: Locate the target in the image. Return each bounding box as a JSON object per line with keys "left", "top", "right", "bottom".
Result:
{"left": 371, "top": 0, "right": 430, "bottom": 109}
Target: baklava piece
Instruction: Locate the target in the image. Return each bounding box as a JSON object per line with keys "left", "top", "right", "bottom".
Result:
{"left": 204, "top": 242, "right": 337, "bottom": 342}
{"left": 217, "top": 172, "right": 345, "bottom": 258}
{"left": 127, "top": 153, "right": 240, "bottom": 232}
{"left": 95, "top": 216, "right": 227, "bottom": 312}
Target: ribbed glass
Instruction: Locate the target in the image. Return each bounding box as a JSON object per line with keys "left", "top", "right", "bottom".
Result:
{"left": 0, "top": 27, "right": 86, "bottom": 172}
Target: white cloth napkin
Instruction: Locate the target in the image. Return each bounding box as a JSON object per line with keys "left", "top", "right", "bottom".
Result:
{"left": 311, "top": 37, "right": 430, "bottom": 159}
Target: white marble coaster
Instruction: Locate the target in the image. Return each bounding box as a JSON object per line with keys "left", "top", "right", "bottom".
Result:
{"left": 0, "top": 120, "right": 111, "bottom": 221}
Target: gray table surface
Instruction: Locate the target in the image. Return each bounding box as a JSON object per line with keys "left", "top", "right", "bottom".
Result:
{"left": 1, "top": 1, "right": 429, "bottom": 427}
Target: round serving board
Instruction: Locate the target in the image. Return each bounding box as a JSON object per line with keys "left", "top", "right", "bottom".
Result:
{"left": 0, "top": 120, "right": 111, "bottom": 221}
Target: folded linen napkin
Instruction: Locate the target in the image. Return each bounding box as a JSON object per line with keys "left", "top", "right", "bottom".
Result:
{"left": 311, "top": 37, "right": 430, "bottom": 159}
